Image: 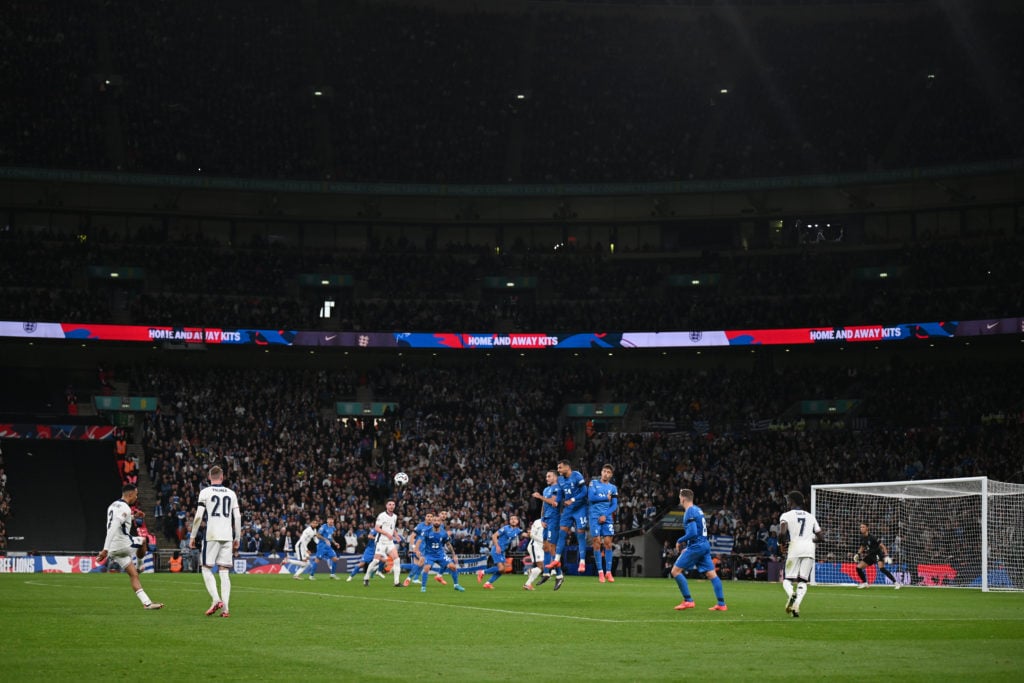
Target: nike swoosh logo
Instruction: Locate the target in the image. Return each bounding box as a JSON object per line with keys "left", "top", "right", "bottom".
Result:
{"left": 325, "top": 335, "right": 337, "bottom": 340}
{"left": 986, "top": 323, "right": 998, "bottom": 330}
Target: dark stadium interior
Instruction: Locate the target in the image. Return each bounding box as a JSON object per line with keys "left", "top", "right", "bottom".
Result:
{"left": 0, "top": 0, "right": 1021, "bottom": 588}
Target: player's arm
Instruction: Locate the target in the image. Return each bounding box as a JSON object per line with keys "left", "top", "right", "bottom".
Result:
{"left": 679, "top": 515, "right": 700, "bottom": 545}
{"left": 189, "top": 500, "right": 207, "bottom": 548}
{"left": 674, "top": 535, "right": 687, "bottom": 553}
{"left": 532, "top": 490, "right": 557, "bottom": 506}
{"left": 879, "top": 540, "right": 891, "bottom": 563}
{"left": 490, "top": 529, "right": 502, "bottom": 552}
{"left": 231, "top": 498, "right": 242, "bottom": 552}
{"left": 778, "top": 520, "right": 790, "bottom": 555}
{"left": 607, "top": 488, "right": 619, "bottom": 518}
{"left": 813, "top": 523, "right": 824, "bottom": 544}
{"left": 444, "top": 542, "right": 459, "bottom": 567}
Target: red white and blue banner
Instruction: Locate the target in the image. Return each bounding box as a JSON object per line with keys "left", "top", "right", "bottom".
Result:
{"left": 1, "top": 317, "right": 1021, "bottom": 350}
{"left": 0, "top": 424, "right": 116, "bottom": 440}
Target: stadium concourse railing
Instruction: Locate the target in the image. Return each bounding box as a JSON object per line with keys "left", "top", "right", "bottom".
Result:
{"left": 3, "top": 158, "right": 1021, "bottom": 197}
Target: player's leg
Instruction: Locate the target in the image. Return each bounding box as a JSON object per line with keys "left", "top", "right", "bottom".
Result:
{"left": 201, "top": 563, "right": 223, "bottom": 607}
{"left": 790, "top": 558, "right": 813, "bottom": 616}
{"left": 309, "top": 551, "right": 321, "bottom": 579}
{"left": 574, "top": 516, "right": 588, "bottom": 574}
{"left": 700, "top": 548, "right": 726, "bottom": 609}
{"left": 481, "top": 551, "right": 504, "bottom": 587}
{"left": 602, "top": 536, "right": 615, "bottom": 581}
{"left": 541, "top": 525, "right": 558, "bottom": 572}
{"left": 856, "top": 558, "right": 869, "bottom": 586}
{"left": 553, "top": 524, "right": 571, "bottom": 565}
{"left": 592, "top": 535, "right": 605, "bottom": 580}
{"left": 447, "top": 559, "right": 464, "bottom": 590}
{"left": 217, "top": 562, "right": 232, "bottom": 616}
{"left": 123, "top": 556, "right": 160, "bottom": 608}
{"left": 877, "top": 560, "right": 898, "bottom": 585}
{"left": 363, "top": 554, "right": 381, "bottom": 581}
{"left": 390, "top": 549, "right": 401, "bottom": 585}
{"left": 783, "top": 557, "right": 797, "bottom": 612}
{"left": 670, "top": 556, "right": 694, "bottom": 608}
{"left": 419, "top": 560, "right": 431, "bottom": 591}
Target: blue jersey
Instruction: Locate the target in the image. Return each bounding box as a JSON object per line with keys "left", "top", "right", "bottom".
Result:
{"left": 359, "top": 531, "right": 378, "bottom": 563}
{"left": 677, "top": 505, "right": 710, "bottom": 548}
{"left": 588, "top": 480, "right": 619, "bottom": 518}
{"left": 420, "top": 526, "right": 451, "bottom": 560}
{"left": 316, "top": 523, "right": 336, "bottom": 552}
{"left": 557, "top": 471, "right": 587, "bottom": 512}
{"left": 412, "top": 521, "right": 430, "bottom": 554}
{"left": 541, "top": 484, "right": 561, "bottom": 523}
{"left": 492, "top": 524, "right": 524, "bottom": 554}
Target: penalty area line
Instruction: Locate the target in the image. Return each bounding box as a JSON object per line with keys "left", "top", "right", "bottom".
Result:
{"left": 241, "top": 585, "right": 627, "bottom": 623}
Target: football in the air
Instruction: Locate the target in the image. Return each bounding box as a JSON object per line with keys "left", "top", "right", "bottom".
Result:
{"left": 393, "top": 472, "right": 409, "bottom": 486}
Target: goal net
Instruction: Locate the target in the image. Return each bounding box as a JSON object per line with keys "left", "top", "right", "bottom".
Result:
{"left": 811, "top": 477, "right": 1024, "bottom": 591}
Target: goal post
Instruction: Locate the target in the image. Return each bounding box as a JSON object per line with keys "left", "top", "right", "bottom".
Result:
{"left": 810, "top": 477, "right": 1024, "bottom": 591}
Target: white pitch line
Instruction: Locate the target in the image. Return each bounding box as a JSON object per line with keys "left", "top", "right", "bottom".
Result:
{"left": 240, "top": 585, "right": 1024, "bottom": 625}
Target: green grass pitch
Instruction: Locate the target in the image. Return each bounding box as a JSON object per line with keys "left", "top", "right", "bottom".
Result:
{"left": 1, "top": 573, "right": 1022, "bottom": 681}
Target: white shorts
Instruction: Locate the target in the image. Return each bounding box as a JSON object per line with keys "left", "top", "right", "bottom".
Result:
{"left": 527, "top": 541, "right": 544, "bottom": 565}
{"left": 785, "top": 556, "right": 815, "bottom": 582}
{"left": 107, "top": 546, "right": 138, "bottom": 571}
{"left": 202, "top": 540, "right": 234, "bottom": 568}
{"left": 374, "top": 537, "right": 396, "bottom": 557}
{"left": 295, "top": 544, "right": 310, "bottom": 562}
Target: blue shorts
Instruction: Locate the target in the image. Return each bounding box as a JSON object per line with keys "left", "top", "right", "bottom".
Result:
{"left": 360, "top": 546, "right": 376, "bottom": 563}
{"left": 316, "top": 546, "right": 338, "bottom": 561}
{"left": 489, "top": 549, "right": 507, "bottom": 566}
{"left": 674, "top": 543, "right": 714, "bottom": 574}
{"left": 423, "top": 553, "right": 447, "bottom": 568}
{"left": 542, "top": 520, "right": 559, "bottom": 544}
{"left": 589, "top": 518, "right": 614, "bottom": 538}
{"left": 558, "top": 507, "right": 588, "bottom": 530}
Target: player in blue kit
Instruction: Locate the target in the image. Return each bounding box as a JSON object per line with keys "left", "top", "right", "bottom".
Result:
{"left": 546, "top": 460, "right": 589, "bottom": 574}
{"left": 347, "top": 530, "right": 382, "bottom": 581}
{"left": 671, "top": 489, "right": 727, "bottom": 611}
{"left": 588, "top": 464, "right": 619, "bottom": 583}
{"left": 531, "top": 470, "right": 565, "bottom": 589}
{"left": 419, "top": 513, "right": 465, "bottom": 593}
{"left": 477, "top": 515, "right": 527, "bottom": 589}
{"left": 403, "top": 513, "right": 448, "bottom": 587}
{"left": 309, "top": 515, "right": 341, "bottom": 580}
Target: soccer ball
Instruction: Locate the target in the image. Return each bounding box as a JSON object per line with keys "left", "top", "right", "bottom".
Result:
{"left": 393, "top": 472, "right": 409, "bottom": 486}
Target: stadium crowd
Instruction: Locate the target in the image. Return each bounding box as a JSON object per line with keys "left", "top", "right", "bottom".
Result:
{"left": 1, "top": 1, "right": 1020, "bottom": 182}
{"left": 129, "top": 355, "right": 1023, "bottom": 575}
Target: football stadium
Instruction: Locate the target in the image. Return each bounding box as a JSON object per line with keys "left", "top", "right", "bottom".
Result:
{"left": 1, "top": 0, "right": 1022, "bottom": 680}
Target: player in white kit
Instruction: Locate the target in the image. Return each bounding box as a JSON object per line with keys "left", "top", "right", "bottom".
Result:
{"left": 522, "top": 518, "right": 546, "bottom": 590}
{"left": 364, "top": 499, "right": 402, "bottom": 586}
{"left": 189, "top": 465, "right": 241, "bottom": 618}
{"left": 779, "top": 490, "right": 824, "bottom": 618}
{"left": 96, "top": 484, "right": 163, "bottom": 609}
{"left": 287, "top": 515, "right": 320, "bottom": 579}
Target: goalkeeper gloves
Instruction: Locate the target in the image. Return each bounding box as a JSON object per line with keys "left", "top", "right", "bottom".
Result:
{"left": 853, "top": 553, "right": 861, "bottom": 562}
{"left": 884, "top": 556, "right": 892, "bottom": 565}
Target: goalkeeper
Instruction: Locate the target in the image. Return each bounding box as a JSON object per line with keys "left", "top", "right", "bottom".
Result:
{"left": 854, "top": 523, "right": 900, "bottom": 589}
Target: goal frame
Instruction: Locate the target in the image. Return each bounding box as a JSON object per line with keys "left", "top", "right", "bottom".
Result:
{"left": 811, "top": 476, "right": 1022, "bottom": 592}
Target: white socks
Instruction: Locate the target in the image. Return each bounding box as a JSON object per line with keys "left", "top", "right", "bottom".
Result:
{"left": 219, "top": 569, "right": 231, "bottom": 612}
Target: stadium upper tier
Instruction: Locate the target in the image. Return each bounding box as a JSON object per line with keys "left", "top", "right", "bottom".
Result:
{"left": 0, "top": 0, "right": 1020, "bottom": 183}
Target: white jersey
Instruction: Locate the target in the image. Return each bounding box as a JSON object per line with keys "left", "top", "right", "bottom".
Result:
{"left": 529, "top": 519, "right": 544, "bottom": 545}
{"left": 297, "top": 525, "right": 316, "bottom": 551}
{"left": 103, "top": 499, "right": 137, "bottom": 552}
{"left": 527, "top": 519, "right": 545, "bottom": 563}
{"left": 375, "top": 511, "right": 397, "bottom": 540}
{"left": 194, "top": 484, "right": 241, "bottom": 542}
{"left": 780, "top": 508, "right": 821, "bottom": 559}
